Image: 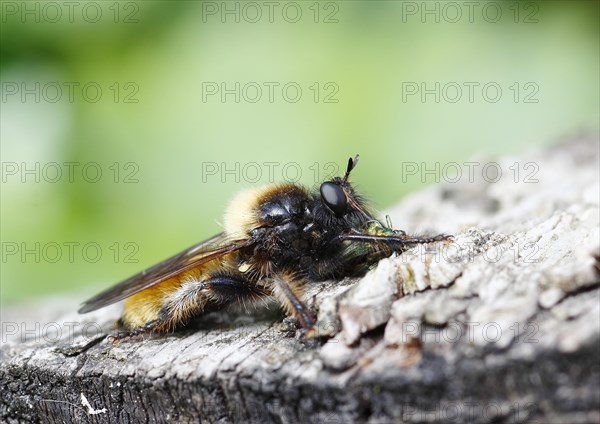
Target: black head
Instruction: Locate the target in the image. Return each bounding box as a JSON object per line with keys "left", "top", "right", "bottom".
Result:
{"left": 319, "top": 155, "right": 359, "bottom": 218}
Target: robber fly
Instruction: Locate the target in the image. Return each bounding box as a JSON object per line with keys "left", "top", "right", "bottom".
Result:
{"left": 79, "top": 156, "right": 450, "bottom": 341}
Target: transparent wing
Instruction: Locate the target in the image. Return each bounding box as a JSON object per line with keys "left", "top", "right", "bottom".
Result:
{"left": 78, "top": 233, "right": 253, "bottom": 313}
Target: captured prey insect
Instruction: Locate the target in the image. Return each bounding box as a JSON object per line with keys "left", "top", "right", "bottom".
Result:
{"left": 79, "top": 156, "right": 451, "bottom": 341}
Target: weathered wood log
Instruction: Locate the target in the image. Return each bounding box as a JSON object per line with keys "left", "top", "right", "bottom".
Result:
{"left": 1, "top": 136, "right": 599, "bottom": 423}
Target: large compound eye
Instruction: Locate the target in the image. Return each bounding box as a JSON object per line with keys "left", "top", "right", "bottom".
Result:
{"left": 320, "top": 182, "right": 347, "bottom": 217}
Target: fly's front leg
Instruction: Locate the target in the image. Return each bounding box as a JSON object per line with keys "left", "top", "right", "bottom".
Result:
{"left": 329, "top": 225, "right": 453, "bottom": 277}
{"left": 337, "top": 231, "right": 452, "bottom": 250}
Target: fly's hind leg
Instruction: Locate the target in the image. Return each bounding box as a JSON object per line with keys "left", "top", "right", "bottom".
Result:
{"left": 109, "top": 319, "right": 164, "bottom": 344}
{"left": 112, "top": 273, "right": 269, "bottom": 343}
{"left": 158, "top": 273, "right": 270, "bottom": 331}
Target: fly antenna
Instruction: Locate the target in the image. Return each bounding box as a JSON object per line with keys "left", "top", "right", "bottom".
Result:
{"left": 343, "top": 154, "right": 359, "bottom": 182}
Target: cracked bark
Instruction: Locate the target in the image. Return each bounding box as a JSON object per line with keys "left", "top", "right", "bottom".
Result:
{"left": 1, "top": 136, "right": 599, "bottom": 423}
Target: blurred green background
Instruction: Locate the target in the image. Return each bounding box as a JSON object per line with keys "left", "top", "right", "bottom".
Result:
{"left": 1, "top": 1, "right": 598, "bottom": 305}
